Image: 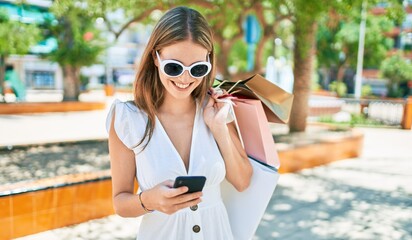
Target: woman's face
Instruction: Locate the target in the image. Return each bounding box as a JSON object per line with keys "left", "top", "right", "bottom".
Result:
{"left": 155, "top": 40, "right": 210, "bottom": 101}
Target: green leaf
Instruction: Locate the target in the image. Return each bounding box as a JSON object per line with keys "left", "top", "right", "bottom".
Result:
{"left": 0, "top": 9, "right": 41, "bottom": 56}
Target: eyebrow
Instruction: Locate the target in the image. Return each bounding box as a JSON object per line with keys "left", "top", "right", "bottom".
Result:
{"left": 158, "top": 52, "right": 209, "bottom": 65}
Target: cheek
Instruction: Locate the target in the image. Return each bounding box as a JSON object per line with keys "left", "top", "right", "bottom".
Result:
{"left": 193, "top": 78, "right": 205, "bottom": 90}
{"left": 158, "top": 72, "right": 169, "bottom": 86}
{"left": 157, "top": 78, "right": 169, "bottom": 92}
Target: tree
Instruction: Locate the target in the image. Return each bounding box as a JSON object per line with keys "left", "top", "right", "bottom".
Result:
{"left": 288, "top": 0, "right": 327, "bottom": 132}
{"left": 186, "top": 0, "right": 294, "bottom": 80}
{"left": 380, "top": 53, "right": 412, "bottom": 97}
{"left": 77, "top": 0, "right": 333, "bottom": 132}
{"left": 288, "top": 0, "right": 404, "bottom": 132}
{"left": 317, "top": 7, "right": 395, "bottom": 86}
{"left": 53, "top": 0, "right": 405, "bottom": 131}
{"left": 83, "top": 0, "right": 286, "bottom": 80}
{"left": 46, "top": 1, "right": 106, "bottom": 101}
{"left": 88, "top": 0, "right": 249, "bottom": 78}
{"left": 0, "top": 9, "right": 40, "bottom": 99}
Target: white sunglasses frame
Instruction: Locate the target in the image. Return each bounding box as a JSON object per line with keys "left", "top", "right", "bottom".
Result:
{"left": 156, "top": 51, "right": 212, "bottom": 78}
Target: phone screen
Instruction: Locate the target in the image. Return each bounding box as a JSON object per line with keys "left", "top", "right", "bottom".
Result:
{"left": 173, "top": 176, "right": 206, "bottom": 193}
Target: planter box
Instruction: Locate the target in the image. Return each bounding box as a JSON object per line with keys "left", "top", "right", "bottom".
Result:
{"left": 0, "top": 170, "right": 139, "bottom": 239}
{"left": 0, "top": 102, "right": 106, "bottom": 114}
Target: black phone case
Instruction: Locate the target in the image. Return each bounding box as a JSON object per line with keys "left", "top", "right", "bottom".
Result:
{"left": 173, "top": 176, "right": 206, "bottom": 193}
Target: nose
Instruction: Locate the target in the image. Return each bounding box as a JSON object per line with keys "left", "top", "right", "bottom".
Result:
{"left": 179, "top": 70, "right": 192, "bottom": 81}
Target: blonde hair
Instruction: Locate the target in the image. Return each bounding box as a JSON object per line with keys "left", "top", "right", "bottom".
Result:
{"left": 133, "top": 6, "right": 215, "bottom": 149}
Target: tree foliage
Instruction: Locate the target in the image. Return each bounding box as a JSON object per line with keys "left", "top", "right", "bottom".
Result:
{"left": 317, "top": 6, "right": 395, "bottom": 73}
{"left": 0, "top": 9, "right": 41, "bottom": 97}
{"left": 380, "top": 53, "right": 412, "bottom": 97}
{"left": 47, "top": 1, "right": 106, "bottom": 67}
{"left": 84, "top": 0, "right": 286, "bottom": 79}
{"left": 80, "top": 0, "right": 405, "bottom": 131}
{"left": 45, "top": 1, "right": 107, "bottom": 100}
{"left": 37, "top": 0, "right": 406, "bottom": 130}
{"left": 0, "top": 10, "right": 41, "bottom": 56}
{"left": 288, "top": 0, "right": 404, "bottom": 132}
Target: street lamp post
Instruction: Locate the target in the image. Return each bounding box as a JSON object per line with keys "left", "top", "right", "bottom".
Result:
{"left": 354, "top": 0, "right": 368, "bottom": 99}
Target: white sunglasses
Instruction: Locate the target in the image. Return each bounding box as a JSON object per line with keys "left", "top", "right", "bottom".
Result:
{"left": 156, "top": 51, "right": 211, "bottom": 78}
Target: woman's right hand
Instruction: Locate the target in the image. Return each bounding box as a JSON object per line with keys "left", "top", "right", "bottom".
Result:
{"left": 141, "top": 180, "right": 203, "bottom": 215}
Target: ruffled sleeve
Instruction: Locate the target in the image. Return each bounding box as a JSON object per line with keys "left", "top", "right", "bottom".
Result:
{"left": 106, "top": 99, "right": 147, "bottom": 150}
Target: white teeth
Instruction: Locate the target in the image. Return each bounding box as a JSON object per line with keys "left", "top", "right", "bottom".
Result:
{"left": 174, "top": 82, "right": 190, "bottom": 89}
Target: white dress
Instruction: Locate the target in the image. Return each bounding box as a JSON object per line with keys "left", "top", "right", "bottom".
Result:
{"left": 106, "top": 99, "right": 234, "bottom": 240}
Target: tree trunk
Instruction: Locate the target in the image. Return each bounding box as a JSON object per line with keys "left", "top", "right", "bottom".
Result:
{"left": 336, "top": 65, "right": 345, "bottom": 82}
{"left": 256, "top": 36, "right": 270, "bottom": 74}
{"left": 0, "top": 55, "right": 6, "bottom": 100}
{"left": 216, "top": 39, "right": 231, "bottom": 79}
{"left": 336, "top": 57, "right": 348, "bottom": 82}
{"left": 62, "top": 65, "right": 81, "bottom": 101}
{"left": 289, "top": 20, "right": 318, "bottom": 132}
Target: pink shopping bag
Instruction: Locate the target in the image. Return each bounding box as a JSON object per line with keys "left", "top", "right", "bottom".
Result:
{"left": 232, "top": 98, "right": 279, "bottom": 168}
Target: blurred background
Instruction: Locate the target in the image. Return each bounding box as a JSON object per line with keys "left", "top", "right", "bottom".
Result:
{"left": 0, "top": 0, "right": 411, "bottom": 239}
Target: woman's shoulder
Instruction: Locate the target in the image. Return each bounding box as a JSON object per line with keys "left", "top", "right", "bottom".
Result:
{"left": 106, "top": 99, "right": 147, "bottom": 131}
{"left": 109, "top": 99, "right": 150, "bottom": 120}
{"left": 111, "top": 99, "right": 141, "bottom": 113}
{"left": 106, "top": 99, "right": 147, "bottom": 149}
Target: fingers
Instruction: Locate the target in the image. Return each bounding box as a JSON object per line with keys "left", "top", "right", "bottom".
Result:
{"left": 215, "top": 101, "right": 230, "bottom": 111}
{"left": 165, "top": 186, "right": 189, "bottom": 198}
{"left": 154, "top": 180, "right": 206, "bottom": 214}
{"left": 168, "top": 192, "right": 202, "bottom": 214}
{"left": 174, "top": 196, "right": 202, "bottom": 211}
{"left": 160, "top": 179, "right": 205, "bottom": 200}
{"left": 205, "top": 96, "right": 215, "bottom": 108}
{"left": 160, "top": 179, "right": 189, "bottom": 197}
{"left": 214, "top": 101, "right": 231, "bottom": 119}
{"left": 174, "top": 191, "right": 203, "bottom": 205}
{"left": 163, "top": 179, "right": 175, "bottom": 188}
{"left": 161, "top": 191, "right": 203, "bottom": 215}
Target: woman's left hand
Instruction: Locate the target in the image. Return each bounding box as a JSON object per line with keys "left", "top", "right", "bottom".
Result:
{"left": 203, "top": 95, "right": 231, "bottom": 134}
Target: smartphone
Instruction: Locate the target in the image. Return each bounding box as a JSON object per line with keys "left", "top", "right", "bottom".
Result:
{"left": 173, "top": 176, "right": 206, "bottom": 193}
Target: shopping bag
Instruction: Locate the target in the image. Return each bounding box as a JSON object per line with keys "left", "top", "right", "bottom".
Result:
{"left": 217, "top": 75, "right": 290, "bottom": 239}
{"left": 232, "top": 98, "right": 279, "bottom": 167}
{"left": 220, "top": 98, "right": 280, "bottom": 240}
{"left": 221, "top": 158, "right": 279, "bottom": 240}
{"left": 215, "top": 74, "right": 294, "bottom": 124}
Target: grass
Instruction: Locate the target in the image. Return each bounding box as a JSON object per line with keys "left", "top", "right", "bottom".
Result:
{"left": 317, "top": 113, "right": 397, "bottom": 128}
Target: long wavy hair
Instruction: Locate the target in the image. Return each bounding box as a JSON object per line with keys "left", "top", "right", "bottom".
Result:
{"left": 132, "top": 6, "right": 215, "bottom": 150}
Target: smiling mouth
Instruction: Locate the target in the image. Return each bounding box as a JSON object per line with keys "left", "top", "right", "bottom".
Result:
{"left": 172, "top": 81, "right": 192, "bottom": 89}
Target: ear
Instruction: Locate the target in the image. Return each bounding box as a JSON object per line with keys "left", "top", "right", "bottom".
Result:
{"left": 152, "top": 50, "right": 159, "bottom": 67}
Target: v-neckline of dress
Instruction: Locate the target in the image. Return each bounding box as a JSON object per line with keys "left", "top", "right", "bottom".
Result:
{"left": 155, "top": 102, "right": 199, "bottom": 175}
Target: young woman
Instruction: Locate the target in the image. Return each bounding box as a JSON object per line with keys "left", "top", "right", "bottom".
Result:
{"left": 106, "top": 6, "right": 252, "bottom": 239}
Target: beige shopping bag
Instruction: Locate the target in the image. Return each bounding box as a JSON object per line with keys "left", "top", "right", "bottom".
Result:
{"left": 215, "top": 74, "right": 294, "bottom": 123}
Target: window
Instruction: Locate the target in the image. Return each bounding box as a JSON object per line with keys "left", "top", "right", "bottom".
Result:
{"left": 26, "top": 70, "right": 55, "bottom": 89}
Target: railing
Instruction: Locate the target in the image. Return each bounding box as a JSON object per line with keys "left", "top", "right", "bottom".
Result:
{"left": 308, "top": 95, "right": 412, "bottom": 129}
{"left": 342, "top": 98, "right": 406, "bottom": 126}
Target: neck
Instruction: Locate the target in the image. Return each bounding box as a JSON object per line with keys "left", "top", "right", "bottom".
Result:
{"left": 158, "top": 94, "right": 196, "bottom": 116}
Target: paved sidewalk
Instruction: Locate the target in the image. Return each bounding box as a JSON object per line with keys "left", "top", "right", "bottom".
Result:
{"left": 255, "top": 127, "right": 412, "bottom": 240}
{"left": 0, "top": 110, "right": 108, "bottom": 147}
{"left": 1, "top": 100, "right": 411, "bottom": 239}
{"left": 0, "top": 96, "right": 128, "bottom": 148}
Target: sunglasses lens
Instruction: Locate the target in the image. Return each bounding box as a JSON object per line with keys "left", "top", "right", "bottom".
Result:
{"left": 190, "top": 65, "right": 209, "bottom": 77}
{"left": 164, "top": 63, "right": 183, "bottom": 76}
